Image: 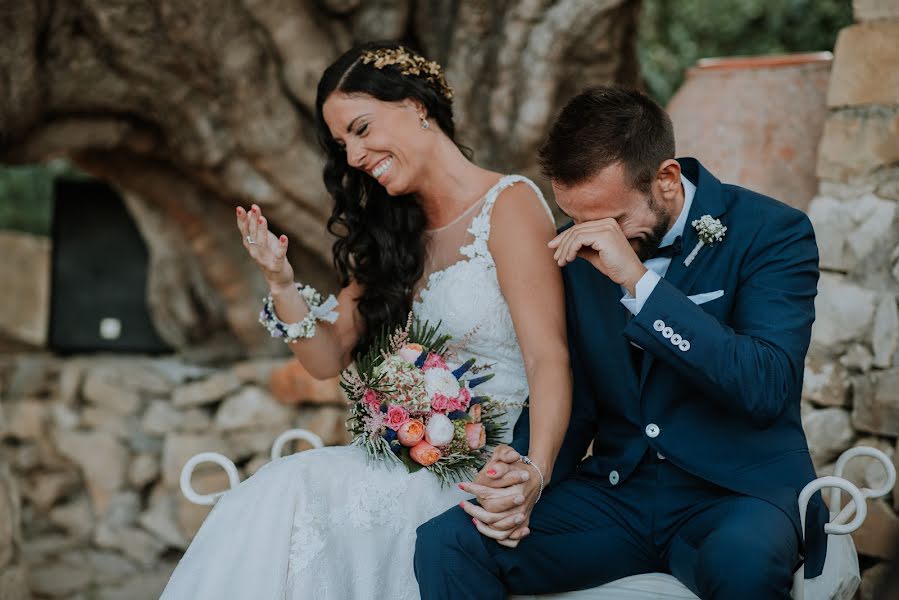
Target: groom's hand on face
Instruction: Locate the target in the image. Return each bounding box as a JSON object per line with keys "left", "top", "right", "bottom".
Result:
{"left": 548, "top": 218, "right": 647, "bottom": 296}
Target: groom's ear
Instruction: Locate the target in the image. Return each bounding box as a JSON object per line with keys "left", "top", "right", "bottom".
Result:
{"left": 655, "top": 159, "right": 682, "bottom": 200}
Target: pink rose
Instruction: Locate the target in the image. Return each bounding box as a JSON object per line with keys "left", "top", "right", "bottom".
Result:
{"left": 386, "top": 405, "right": 410, "bottom": 431}
{"left": 397, "top": 419, "right": 425, "bottom": 447}
{"left": 431, "top": 393, "right": 450, "bottom": 413}
{"left": 458, "top": 388, "right": 471, "bottom": 410}
{"left": 363, "top": 389, "right": 380, "bottom": 411}
{"left": 398, "top": 343, "right": 424, "bottom": 363}
{"left": 465, "top": 423, "right": 486, "bottom": 450}
{"left": 410, "top": 441, "right": 441, "bottom": 466}
{"left": 422, "top": 353, "right": 448, "bottom": 371}
{"left": 468, "top": 403, "right": 481, "bottom": 423}
{"left": 448, "top": 388, "right": 470, "bottom": 412}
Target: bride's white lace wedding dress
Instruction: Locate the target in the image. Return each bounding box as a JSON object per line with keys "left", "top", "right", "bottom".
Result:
{"left": 161, "top": 175, "right": 553, "bottom": 599}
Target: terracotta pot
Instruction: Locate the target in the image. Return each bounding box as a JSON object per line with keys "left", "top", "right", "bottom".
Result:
{"left": 666, "top": 52, "right": 833, "bottom": 212}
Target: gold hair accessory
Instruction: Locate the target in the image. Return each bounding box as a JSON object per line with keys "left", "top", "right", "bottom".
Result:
{"left": 361, "top": 46, "right": 454, "bottom": 101}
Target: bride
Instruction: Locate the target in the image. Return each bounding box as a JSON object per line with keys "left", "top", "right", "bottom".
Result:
{"left": 161, "top": 42, "right": 571, "bottom": 599}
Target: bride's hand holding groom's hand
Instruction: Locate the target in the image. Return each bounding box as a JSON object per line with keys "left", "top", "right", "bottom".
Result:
{"left": 457, "top": 446, "right": 545, "bottom": 548}
{"left": 548, "top": 218, "right": 646, "bottom": 296}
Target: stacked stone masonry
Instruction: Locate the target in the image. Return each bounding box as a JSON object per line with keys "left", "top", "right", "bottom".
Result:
{"left": 804, "top": 3, "right": 899, "bottom": 597}
{"left": 0, "top": 354, "right": 346, "bottom": 599}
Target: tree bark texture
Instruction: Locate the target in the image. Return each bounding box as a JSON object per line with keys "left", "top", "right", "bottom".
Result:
{"left": 0, "top": 0, "right": 640, "bottom": 354}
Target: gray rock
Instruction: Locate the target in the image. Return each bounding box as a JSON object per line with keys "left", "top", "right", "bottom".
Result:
{"left": 852, "top": 368, "right": 899, "bottom": 436}
{"left": 54, "top": 431, "right": 128, "bottom": 517}
{"left": 802, "top": 407, "right": 856, "bottom": 467}
{"left": 82, "top": 368, "right": 143, "bottom": 416}
{"left": 812, "top": 274, "right": 878, "bottom": 349}
{"left": 873, "top": 295, "right": 899, "bottom": 368}
{"left": 138, "top": 493, "right": 188, "bottom": 550}
{"left": 215, "top": 386, "right": 293, "bottom": 431}
{"left": 841, "top": 343, "right": 875, "bottom": 372}
{"left": 141, "top": 400, "right": 183, "bottom": 436}
{"left": 0, "top": 465, "right": 21, "bottom": 570}
{"left": 128, "top": 453, "right": 160, "bottom": 488}
{"left": 23, "top": 471, "right": 80, "bottom": 513}
{"left": 93, "top": 523, "right": 166, "bottom": 568}
{"left": 27, "top": 560, "right": 93, "bottom": 597}
{"left": 802, "top": 357, "right": 849, "bottom": 407}
{"left": 172, "top": 372, "right": 242, "bottom": 408}
{"left": 48, "top": 495, "right": 95, "bottom": 539}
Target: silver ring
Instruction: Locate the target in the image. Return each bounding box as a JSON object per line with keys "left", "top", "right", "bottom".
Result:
{"left": 246, "top": 235, "right": 256, "bottom": 245}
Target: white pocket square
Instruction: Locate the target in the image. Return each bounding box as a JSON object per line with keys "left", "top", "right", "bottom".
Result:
{"left": 688, "top": 290, "right": 724, "bottom": 305}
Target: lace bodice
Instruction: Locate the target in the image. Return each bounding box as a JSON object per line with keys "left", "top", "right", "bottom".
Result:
{"left": 413, "top": 175, "right": 554, "bottom": 438}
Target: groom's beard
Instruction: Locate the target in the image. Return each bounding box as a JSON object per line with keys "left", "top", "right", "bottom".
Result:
{"left": 634, "top": 193, "right": 673, "bottom": 262}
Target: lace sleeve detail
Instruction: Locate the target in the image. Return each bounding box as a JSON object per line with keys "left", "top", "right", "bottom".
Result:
{"left": 460, "top": 175, "right": 554, "bottom": 264}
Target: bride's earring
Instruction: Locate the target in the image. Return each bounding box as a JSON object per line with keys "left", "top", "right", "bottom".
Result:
{"left": 419, "top": 113, "right": 429, "bottom": 130}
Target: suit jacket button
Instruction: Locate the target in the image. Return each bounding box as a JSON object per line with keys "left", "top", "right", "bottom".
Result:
{"left": 679, "top": 340, "right": 691, "bottom": 352}
{"left": 670, "top": 333, "right": 682, "bottom": 345}
{"left": 645, "top": 423, "right": 660, "bottom": 438}
{"left": 609, "top": 470, "right": 620, "bottom": 485}
{"left": 653, "top": 320, "right": 665, "bottom": 332}
{"left": 662, "top": 326, "right": 674, "bottom": 339}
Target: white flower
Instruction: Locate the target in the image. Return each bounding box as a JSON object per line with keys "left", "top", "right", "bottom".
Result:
{"left": 425, "top": 413, "right": 455, "bottom": 446}
{"left": 424, "top": 368, "right": 460, "bottom": 399}
{"left": 286, "top": 323, "right": 303, "bottom": 338}
{"left": 692, "top": 215, "right": 727, "bottom": 245}
{"left": 684, "top": 215, "right": 727, "bottom": 266}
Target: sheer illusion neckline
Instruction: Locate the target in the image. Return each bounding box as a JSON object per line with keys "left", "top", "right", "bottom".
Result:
{"left": 424, "top": 176, "right": 508, "bottom": 233}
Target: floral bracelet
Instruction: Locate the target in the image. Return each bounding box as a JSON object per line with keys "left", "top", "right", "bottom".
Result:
{"left": 258, "top": 283, "right": 339, "bottom": 343}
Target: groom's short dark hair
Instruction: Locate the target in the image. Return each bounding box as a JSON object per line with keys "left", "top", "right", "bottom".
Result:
{"left": 538, "top": 85, "right": 675, "bottom": 193}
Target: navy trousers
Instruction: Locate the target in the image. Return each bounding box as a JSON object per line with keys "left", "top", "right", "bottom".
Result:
{"left": 414, "top": 453, "right": 800, "bottom": 599}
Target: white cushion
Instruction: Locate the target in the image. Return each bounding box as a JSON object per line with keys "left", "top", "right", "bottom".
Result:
{"left": 511, "top": 573, "right": 698, "bottom": 600}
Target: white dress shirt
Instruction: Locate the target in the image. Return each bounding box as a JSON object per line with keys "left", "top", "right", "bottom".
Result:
{"left": 620, "top": 174, "right": 697, "bottom": 315}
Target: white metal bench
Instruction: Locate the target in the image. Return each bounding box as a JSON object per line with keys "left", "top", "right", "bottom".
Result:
{"left": 181, "top": 441, "right": 894, "bottom": 600}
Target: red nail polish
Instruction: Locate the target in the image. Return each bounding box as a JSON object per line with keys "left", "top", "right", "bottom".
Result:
{"left": 472, "top": 518, "right": 477, "bottom": 525}
{"left": 487, "top": 469, "right": 496, "bottom": 476}
{"left": 258, "top": 217, "right": 263, "bottom": 225}
{"left": 458, "top": 483, "right": 464, "bottom": 490}
{"left": 458, "top": 502, "right": 464, "bottom": 508}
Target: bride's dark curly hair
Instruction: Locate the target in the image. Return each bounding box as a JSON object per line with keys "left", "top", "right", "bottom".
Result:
{"left": 315, "top": 42, "right": 464, "bottom": 358}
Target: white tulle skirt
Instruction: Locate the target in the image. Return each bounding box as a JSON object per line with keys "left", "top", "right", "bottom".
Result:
{"left": 161, "top": 445, "right": 468, "bottom": 600}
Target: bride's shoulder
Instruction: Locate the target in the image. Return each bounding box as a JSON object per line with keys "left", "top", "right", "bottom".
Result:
{"left": 488, "top": 175, "right": 555, "bottom": 232}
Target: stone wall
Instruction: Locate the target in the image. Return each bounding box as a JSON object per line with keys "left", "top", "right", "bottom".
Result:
{"left": 0, "top": 353, "right": 346, "bottom": 599}
{"left": 803, "top": 1, "right": 899, "bottom": 597}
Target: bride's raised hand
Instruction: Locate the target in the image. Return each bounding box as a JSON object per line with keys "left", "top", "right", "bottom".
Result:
{"left": 237, "top": 204, "right": 295, "bottom": 291}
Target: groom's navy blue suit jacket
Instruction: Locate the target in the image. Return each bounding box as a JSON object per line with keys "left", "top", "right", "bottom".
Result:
{"left": 512, "top": 158, "right": 827, "bottom": 578}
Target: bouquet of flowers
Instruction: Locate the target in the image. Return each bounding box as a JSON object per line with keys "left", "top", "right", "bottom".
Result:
{"left": 341, "top": 316, "right": 505, "bottom": 485}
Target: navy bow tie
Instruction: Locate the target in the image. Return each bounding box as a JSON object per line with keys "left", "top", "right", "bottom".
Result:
{"left": 649, "top": 235, "right": 683, "bottom": 260}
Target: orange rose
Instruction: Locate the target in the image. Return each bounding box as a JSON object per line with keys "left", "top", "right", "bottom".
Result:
{"left": 410, "top": 441, "right": 441, "bottom": 466}
{"left": 465, "top": 423, "right": 486, "bottom": 450}
{"left": 468, "top": 403, "right": 481, "bottom": 423}
{"left": 397, "top": 419, "right": 425, "bottom": 447}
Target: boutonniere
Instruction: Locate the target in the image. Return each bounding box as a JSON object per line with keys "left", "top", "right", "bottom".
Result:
{"left": 684, "top": 215, "right": 726, "bottom": 266}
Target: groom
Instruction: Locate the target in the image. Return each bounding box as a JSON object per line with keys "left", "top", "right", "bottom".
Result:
{"left": 414, "top": 85, "right": 827, "bottom": 599}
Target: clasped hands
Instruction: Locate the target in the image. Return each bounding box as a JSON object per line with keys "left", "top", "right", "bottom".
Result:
{"left": 457, "top": 446, "right": 542, "bottom": 548}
